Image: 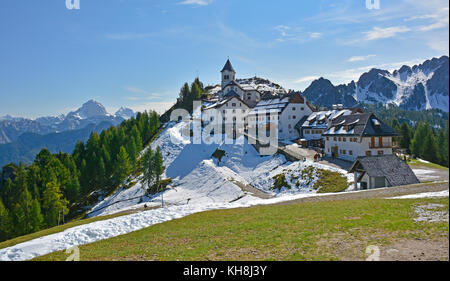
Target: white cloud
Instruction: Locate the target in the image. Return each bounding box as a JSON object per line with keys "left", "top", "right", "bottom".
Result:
{"left": 179, "top": 0, "right": 213, "bottom": 6}
{"left": 347, "top": 54, "right": 376, "bottom": 62}
{"left": 293, "top": 76, "right": 320, "bottom": 84}
{"left": 364, "top": 26, "right": 411, "bottom": 40}
{"left": 309, "top": 32, "right": 322, "bottom": 39}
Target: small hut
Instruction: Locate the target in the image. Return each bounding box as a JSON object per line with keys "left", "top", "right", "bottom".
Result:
{"left": 348, "top": 155, "right": 420, "bottom": 190}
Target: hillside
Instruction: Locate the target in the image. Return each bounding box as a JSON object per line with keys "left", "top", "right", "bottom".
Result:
{"left": 35, "top": 195, "right": 449, "bottom": 261}
{"left": 88, "top": 119, "right": 352, "bottom": 217}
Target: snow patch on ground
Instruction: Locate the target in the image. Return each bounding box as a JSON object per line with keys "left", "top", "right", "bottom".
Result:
{"left": 389, "top": 189, "right": 449, "bottom": 199}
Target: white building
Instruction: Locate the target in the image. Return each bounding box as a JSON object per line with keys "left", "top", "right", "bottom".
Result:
{"left": 202, "top": 95, "right": 250, "bottom": 127}
{"left": 323, "top": 113, "right": 399, "bottom": 162}
{"left": 247, "top": 93, "right": 314, "bottom": 140}
{"left": 218, "top": 59, "right": 262, "bottom": 107}
{"left": 295, "top": 106, "right": 363, "bottom": 147}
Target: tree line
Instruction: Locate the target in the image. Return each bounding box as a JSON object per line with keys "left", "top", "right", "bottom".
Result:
{"left": 390, "top": 119, "right": 449, "bottom": 167}
{"left": 0, "top": 110, "right": 163, "bottom": 242}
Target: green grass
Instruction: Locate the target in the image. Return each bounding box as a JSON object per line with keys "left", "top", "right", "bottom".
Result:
{"left": 0, "top": 211, "right": 135, "bottom": 250}
{"left": 314, "top": 169, "right": 349, "bottom": 193}
{"left": 407, "top": 159, "right": 449, "bottom": 170}
{"left": 35, "top": 197, "right": 449, "bottom": 261}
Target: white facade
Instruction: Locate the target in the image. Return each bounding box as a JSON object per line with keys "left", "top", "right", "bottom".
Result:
{"left": 324, "top": 136, "right": 393, "bottom": 162}
{"left": 278, "top": 103, "right": 313, "bottom": 140}
{"left": 247, "top": 94, "right": 313, "bottom": 141}
{"left": 203, "top": 96, "right": 249, "bottom": 127}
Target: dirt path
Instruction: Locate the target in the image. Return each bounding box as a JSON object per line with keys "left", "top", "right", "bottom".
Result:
{"left": 228, "top": 178, "right": 274, "bottom": 199}
{"left": 273, "top": 181, "right": 449, "bottom": 206}
{"left": 410, "top": 164, "right": 449, "bottom": 182}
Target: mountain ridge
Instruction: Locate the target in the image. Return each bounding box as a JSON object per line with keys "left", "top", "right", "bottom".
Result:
{"left": 302, "top": 55, "right": 449, "bottom": 112}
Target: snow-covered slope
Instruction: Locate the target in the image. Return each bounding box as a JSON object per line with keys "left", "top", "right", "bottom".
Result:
{"left": 88, "top": 120, "right": 351, "bottom": 217}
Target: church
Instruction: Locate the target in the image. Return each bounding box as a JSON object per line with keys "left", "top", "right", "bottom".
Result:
{"left": 218, "top": 59, "right": 262, "bottom": 107}
{"left": 203, "top": 59, "right": 314, "bottom": 140}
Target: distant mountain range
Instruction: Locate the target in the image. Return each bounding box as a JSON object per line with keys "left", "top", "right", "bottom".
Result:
{"left": 0, "top": 100, "right": 135, "bottom": 167}
{"left": 302, "top": 55, "right": 449, "bottom": 112}
{"left": 0, "top": 100, "right": 135, "bottom": 144}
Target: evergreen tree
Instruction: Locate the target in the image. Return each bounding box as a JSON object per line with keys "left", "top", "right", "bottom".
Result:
{"left": 29, "top": 199, "right": 44, "bottom": 233}
{"left": 410, "top": 122, "right": 430, "bottom": 157}
{"left": 0, "top": 198, "right": 12, "bottom": 241}
{"left": 114, "top": 146, "right": 132, "bottom": 186}
{"left": 399, "top": 122, "right": 412, "bottom": 151}
{"left": 422, "top": 131, "right": 438, "bottom": 163}
{"left": 42, "top": 180, "right": 69, "bottom": 227}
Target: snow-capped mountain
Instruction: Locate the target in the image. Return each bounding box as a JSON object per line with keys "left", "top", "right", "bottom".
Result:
{"left": 303, "top": 55, "right": 449, "bottom": 112}
{"left": 115, "top": 107, "right": 136, "bottom": 120}
{"left": 0, "top": 100, "right": 135, "bottom": 144}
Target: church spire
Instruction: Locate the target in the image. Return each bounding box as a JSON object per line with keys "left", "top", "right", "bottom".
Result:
{"left": 221, "top": 58, "right": 235, "bottom": 73}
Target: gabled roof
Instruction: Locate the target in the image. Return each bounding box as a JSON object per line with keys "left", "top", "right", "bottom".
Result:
{"left": 323, "top": 113, "right": 398, "bottom": 137}
{"left": 349, "top": 155, "right": 420, "bottom": 187}
{"left": 221, "top": 59, "right": 235, "bottom": 73}
{"left": 296, "top": 108, "right": 363, "bottom": 131}
{"left": 222, "top": 89, "right": 240, "bottom": 98}
{"left": 223, "top": 80, "right": 244, "bottom": 90}
{"left": 204, "top": 95, "right": 250, "bottom": 110}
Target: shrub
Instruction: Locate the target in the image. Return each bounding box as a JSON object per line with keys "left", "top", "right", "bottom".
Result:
{"left": 271, "top": 174, "right": 290, "bottom": 191}
{"left": 314, "top": 169, "right": 348, "bottom": 193}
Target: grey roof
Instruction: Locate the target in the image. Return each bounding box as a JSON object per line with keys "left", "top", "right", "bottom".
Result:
{"left": 221, "top": 59, "right": 235, "bottom": 72}
{"left": 349, "top": 155, "right": 420, "bottom": 187}
{"left": 323, "top": 113, "right": 398, "bottom": 137}
{"left": 222, "top": 89, "right": 240, "bottom": 98}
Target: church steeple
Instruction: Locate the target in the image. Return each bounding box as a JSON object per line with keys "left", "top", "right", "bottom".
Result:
{"left": 221, "top": 58, "right": 236, "bottom": 89}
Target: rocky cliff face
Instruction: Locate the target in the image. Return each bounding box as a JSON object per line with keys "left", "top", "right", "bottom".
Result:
{"left": 302, "top": 56, "right": 449, "bottom": 112}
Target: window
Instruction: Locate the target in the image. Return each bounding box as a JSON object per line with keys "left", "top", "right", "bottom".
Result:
{"left": 342, "top": 150, "right": 346, "bottom": 154}
{"left": 292, "top": 107, "right": 296, "bottom": 110}
{"left": 301, "top": 107, "right": 304, "bottom": 110}
{"left": 326, "top": 137, "right": 329, "bottom": 141}
{"left": 232, "top": 109, "right": 236, "bottom": 113}
{"left": 349, "top": 150, "right": 353, "bottom": 155}
{"left": 288, "top": 124, "right": 292, "bottom": 129}
{"left": 232, "top": 103, "right": 236, "bottom": 107}
{"left": 366, "top": 151, "right": 372, "bottom": 156}
{"left": 343, "top": 137, "right": 346, "bottom": 142}
{"left": 378, "top": 150, "right": 384, "bottom": 155}
{"left": 333, "top": 137, "right": 337, "bottom": 141}
{"left": 305, "top": 130, "right": 310, "bottom": 134}
{"left": 242, "top": 109, "right": 246, "bottom": 113}
{"left": 338, "top": 137, "right": 341, "bottom": 141}
{"left": 328, "top": 148, "right": 330, "bottom": 152}
{"left": 292, "top": 115, "right": 296, "bottom": 119}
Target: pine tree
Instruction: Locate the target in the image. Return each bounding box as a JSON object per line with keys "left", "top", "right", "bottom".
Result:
{"left": 114, "top": 146, "right": 132, "bottom": 186}
{"left": 410, "top": 122, "right": 430, "bottom": 157}
{"left": 0, "top": 198, "right": 12, "bottom": 241}
{"left": 29, "top": 199, "right": 44, "bottom": 233}
{"left": 42, "top": 180, "right": 69, "bottom": 227}
{"left": 399, "top": 122, "right": 412, "bottom": 151}
{"left": 422, "top": 131, "right": 438, "bottom": 163}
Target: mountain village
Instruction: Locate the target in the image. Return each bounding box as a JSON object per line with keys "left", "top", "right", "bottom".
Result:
{"left": 201, "top": 59, "right": 419, "bottom": 190}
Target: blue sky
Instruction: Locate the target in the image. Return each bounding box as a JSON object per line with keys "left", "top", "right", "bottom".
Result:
{"left": 0, "top": 0, "right": 448, "bottom": 118}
